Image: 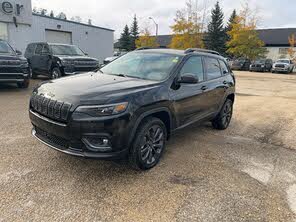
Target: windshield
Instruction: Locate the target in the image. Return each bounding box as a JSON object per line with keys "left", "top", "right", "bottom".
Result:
{"left": 255, "top": 59, "right": 266, "bottom": 64}
{"left": 0, "top": 41, "right": 15, "bottom": 55}
{"left": 51, "top": 45, "right": 85, "bottom": 56}
{"left": 101, "top": 51, "right": 181, "bottom": 81}
{"left": 277, "top": 60, "right": 289, "bottom": 64}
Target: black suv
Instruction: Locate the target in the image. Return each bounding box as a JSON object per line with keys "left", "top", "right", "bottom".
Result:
{"left": 250, "top": 59, "right": 273, "bottom": 72}
{"left": 29, "top": 48, "right": 235, "bottom": 170}
{"left": 231, "top": 58, "right": 251, "bottom": 71}
{"left": 0, "top": 40, "right": 30, "bottom": 88}
{"left": 25, "top": 43, "right": 99, "bottom": 79}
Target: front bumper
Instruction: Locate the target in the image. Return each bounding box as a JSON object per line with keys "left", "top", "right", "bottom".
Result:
{"left": 30, "top": 109, "right": 131, "bottom": 159}
{"left": 0, "top": 73, "right": 29, "bottom": 83}
{"left": 250, "top": 66, "right": 265, "bottom": 72}
{"left": 272, "top": 67, "right": 289, "bottom": 72}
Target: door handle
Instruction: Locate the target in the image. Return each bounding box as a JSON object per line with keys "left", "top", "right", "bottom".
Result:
{"left": 201, "top": 86, "right": 208, "bottom": 91}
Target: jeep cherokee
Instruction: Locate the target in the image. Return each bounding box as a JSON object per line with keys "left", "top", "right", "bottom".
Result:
{"left": 29, "top": 48, "right": 235, "bottom": 170}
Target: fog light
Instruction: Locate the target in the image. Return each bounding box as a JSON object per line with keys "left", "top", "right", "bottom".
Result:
{"left": 82, "top": 137, "right": 112, "bottom": 152}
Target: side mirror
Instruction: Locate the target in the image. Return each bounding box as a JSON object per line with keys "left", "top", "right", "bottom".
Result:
{"left": 15, "top": 50, "right": 22, "bottom": 56}
{"left": 178, "top": 74, "right": 199, "bottom": 84}
{"left": 84, "top": 52, "right": 89, "bottom": 56}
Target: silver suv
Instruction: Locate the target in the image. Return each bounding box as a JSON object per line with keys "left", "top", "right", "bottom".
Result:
{"left": 272, "top": 59, "right": 295, "bottom": 74}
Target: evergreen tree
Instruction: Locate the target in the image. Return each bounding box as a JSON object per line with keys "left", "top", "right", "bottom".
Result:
{"left": 204, "top": 1, "right": 227, "bottom": 55}
{"left": 119, "top": 25, "right": 131, "bottom": 51}
{"left": 130, "top": 15, "right": 139, "bottom": 50}
{"left": 226, "top": 9, "right": 237, "bottom": 32}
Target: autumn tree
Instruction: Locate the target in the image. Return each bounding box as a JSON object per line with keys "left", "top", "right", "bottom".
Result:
{"left": 204, "top": 1, "right": 227, "bottom": 55}
{"left": 169, "top": 0, "right": 203, "bottom": 49}
{"left": 288, "top": 34, "right": 296, "bottom": 62}
{"left": 135, "top": 28, "right": 159, "bottom": 48}
{"left": 227, "top": 3, "right": 266, "bottom": 60}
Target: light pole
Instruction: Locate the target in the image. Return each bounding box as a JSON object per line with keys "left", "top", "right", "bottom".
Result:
{"left": 149, "top": 17, "right": 158, "bottom": 37}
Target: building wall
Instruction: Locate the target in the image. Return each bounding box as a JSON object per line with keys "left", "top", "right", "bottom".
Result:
{"left": 265, "top": 47, "right": 296, "bottom": 61}
{"left": 7, "top": 15, "right": 114, "bottom": 62}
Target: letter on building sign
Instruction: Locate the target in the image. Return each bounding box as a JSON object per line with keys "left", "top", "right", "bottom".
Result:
{"left": 2, "top": 2, "right": 13, "bottom": 14}
{"left": 16, "top": 4, "right": 23, "bottom": 15}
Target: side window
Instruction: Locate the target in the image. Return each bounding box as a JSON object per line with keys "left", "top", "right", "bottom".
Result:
{"left": 35, "top": 44, "right": 43, "bottom": 55}
{"left": 25, "top": 44, "right": 36, "bottom": 57}
{"left": 205, "top": 57, "right": 222, "bottom": 80}
{"left": 219, "top": 60, "right": 229, "bottom": 75}
{"left": 42, "top": 45, "right": 50, "bottom": 54}
{"left": 180, "top": 56, "right": 204, "bottom": 82}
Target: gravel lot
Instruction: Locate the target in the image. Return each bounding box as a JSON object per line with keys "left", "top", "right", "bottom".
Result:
{"left": 1, "top": 71, "right": 296, "bottom": 222}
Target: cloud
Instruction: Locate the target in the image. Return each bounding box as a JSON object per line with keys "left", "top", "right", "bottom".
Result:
{"left": 32, "top": 0, "right": 296, "bottom": 39}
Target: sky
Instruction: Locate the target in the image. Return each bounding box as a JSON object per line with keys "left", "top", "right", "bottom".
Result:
{"left": 32, "top": 0, "right": 296, "bottom": 40}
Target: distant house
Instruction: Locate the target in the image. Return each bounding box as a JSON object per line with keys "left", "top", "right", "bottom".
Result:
{"left": 114, "top": 28, "right": 296, "bottom": 61}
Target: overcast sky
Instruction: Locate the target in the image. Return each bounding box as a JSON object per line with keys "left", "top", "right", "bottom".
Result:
{"left": 32, "top": 0, "right": 296, "bottom": 40}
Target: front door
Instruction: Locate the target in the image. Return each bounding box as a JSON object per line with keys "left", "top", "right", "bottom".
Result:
{"left": 170, "top": 56, "right": 212, "bottom": 127}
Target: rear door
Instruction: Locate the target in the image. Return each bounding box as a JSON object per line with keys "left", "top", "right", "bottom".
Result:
{"left": 39, "top": 44, "right": 52, "bottom": 74}
{"left": 30, "top": 44, "right": 43, "bottom": 73}
{"left": 203, "top": 57, "right": 227, "bottom": 113}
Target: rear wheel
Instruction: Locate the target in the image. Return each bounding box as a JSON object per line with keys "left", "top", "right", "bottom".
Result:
{"left": 17, "top": 79, "right": 29, "bottom": 89}
{"left": 51, "top": 67, "right": 61, "bottom": 79}
{"left": 30, "top": 66, "right": 37, "bottom": 79}
{"left": 129, "top": 117, "right": 167, "bottom": 170}
{"left": 212, "top": 99, "right": 233, "bottom": 130}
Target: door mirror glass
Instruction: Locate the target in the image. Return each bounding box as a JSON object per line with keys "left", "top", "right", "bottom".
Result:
{"left": 15, "top": 49, "right": 22, "bottom": 55}
{"left": 178, "top": 74, "right": 199, "bottom": 84}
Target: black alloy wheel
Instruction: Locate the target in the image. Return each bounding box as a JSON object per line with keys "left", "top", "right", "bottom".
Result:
{"left": 129, "top": 117, "right": 167, "bottom": 170}
{"left": 212, "top": 99, "right": 233, "bottom": 130}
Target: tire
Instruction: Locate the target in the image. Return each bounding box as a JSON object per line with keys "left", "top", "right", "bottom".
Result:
{"left": 30, "top": 66, "right": 37, "bottom": 79}
{"left": 129, "top": 117, "right": 167, "bottom": 170}
{"left": 51, "top": 67, "right": 62, "bottom": 79}
{"left": 212, "top": 99, "right": 233, "bottom": 130}
{"left": 17, "top": 79, "right": 30, "bottom": 89}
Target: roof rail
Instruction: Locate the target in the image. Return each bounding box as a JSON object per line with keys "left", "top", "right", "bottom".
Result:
{"left": 135, "top": 47, "right": 153, "bottom": 51}
{"left": 185, "top": 48, "right": 220, "bottom": 56}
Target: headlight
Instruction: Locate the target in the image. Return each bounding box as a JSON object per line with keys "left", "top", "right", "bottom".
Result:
{"left": 75, "top": 102, "right": 129, "bottom": 117}
{"left": 20, "top": 60, "right": 29, "bottom": 67}
{"left": 61, "top": 60, "right": 74, "bottom": 66}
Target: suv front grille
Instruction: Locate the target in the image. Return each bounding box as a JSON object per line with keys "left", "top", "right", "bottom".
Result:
{"left": 275, "top": 64, "right": 285, "bottom": 68}
{"left": 30, "top": 94, "right": 72, "bottom": 123}
{"left": 35, "top": 126, "right": 69, "bottom": 149}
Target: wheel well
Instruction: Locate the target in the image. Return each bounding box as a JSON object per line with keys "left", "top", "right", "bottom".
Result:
{"left": 227, "top": 94, "right": 235, "bottom": 103}
{"left": 149, "top": 111, "right": 171, "bottom": 139}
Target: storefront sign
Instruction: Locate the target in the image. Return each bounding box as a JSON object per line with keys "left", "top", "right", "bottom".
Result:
{"left": 0, "top": 0, "right": 32, "bottom": 25}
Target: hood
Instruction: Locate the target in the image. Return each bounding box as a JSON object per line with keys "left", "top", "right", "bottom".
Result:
{"left": 34, "top": 73, "right": 160, "bottom": 105}
{"left": 0, "top": 54, "right": 27, "bottom": 65}
{"left": 55, "top": 55, "right": 98, "bottom": 62}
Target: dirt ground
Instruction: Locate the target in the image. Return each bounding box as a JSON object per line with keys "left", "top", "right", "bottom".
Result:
{"left": 0, "top": 71, "right": 296, "bottom": 222}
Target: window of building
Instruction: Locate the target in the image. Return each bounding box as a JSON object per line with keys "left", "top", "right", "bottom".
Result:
{"left": 279, "top": 48, "right": 289, "bottom": 55}
{"left": 205, "top": 57, "right": 222, "bottom": 80}
{"left": 180, "top": 56, "right": 204, "bottom": 82}
{"left": 0, "top": 22, "right": 8, "bottom": 41}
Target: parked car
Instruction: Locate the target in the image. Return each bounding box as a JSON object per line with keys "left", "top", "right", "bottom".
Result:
{"left": 0, "top": 39, "right": 30, "bottom": 88}
{"left": 103, "top": 52, "right": 127, "bottom": 65}
{"left": 231, "top": 58, "right": 251, "bottom": 71}
{"left": 25, "top": 43, "right": 100, "bottom": 79}
{"left": 272, "top": 59, "right": 295, "bottom": 74}
{"left": 249, "top": 59, "right": 273, "bottom": 72}
{"left": 29, "top": 48, "right": 235, "bottom": 170}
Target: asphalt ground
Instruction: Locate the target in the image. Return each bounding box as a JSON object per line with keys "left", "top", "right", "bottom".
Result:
{"left": 0, "top": 71, "right": 296, "bottom": 222}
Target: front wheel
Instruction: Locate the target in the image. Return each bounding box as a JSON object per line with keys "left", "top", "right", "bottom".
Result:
{"left": 51, "top": 67, "right": 62, "bottom": 79}
{"left": 212, "top": 99, "right": 233, "bottom": 130}
{"left": 129, "top": 117, "right": 167, "bottom": 170}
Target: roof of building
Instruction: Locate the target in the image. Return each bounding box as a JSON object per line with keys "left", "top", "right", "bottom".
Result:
{"left": 257, "top": 28, "right": 296, "bottom": 46}
{"left": 32, "top": 13, "right": 114, "bottom": 32}
{"left": 115, "top": 28, "right": 296, "bottom": 48}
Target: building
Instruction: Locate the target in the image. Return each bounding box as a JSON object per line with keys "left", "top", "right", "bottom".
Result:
{"left": 134, "top": 29, "right": 296, "bottom": 61}
{"left": 0, "top": 0, "right": 114, "bottom": 62}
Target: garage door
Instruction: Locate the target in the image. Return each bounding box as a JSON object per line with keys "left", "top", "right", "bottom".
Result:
{"left": 45, "top": 30, "right": 72, "bottom": 44}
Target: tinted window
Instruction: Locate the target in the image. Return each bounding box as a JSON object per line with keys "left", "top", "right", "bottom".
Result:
{"left": 25, "top": 44, "right": 36, "bottom": 56}
{"left": 35, "top": 44, "right": 43, "bottom": 55}
{"left": 42, "top": 45, "right": 50, "bottom": 54}
{"left": 205, "top": 57, "right": 222, "bottom": 80}
{"left": 180, "top": 56, "right": 204, "bottom": 82}
{"left": 51, "top": 45, "right": 84, "bottom": 56}
{"left": 0, "top": 40, "right": 14, "bottom": 55}
{"left": 219, "top": 60, "right": 229, "bottom": 75}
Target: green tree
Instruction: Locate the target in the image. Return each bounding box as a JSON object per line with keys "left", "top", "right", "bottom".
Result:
{"left": 119, "top": 25, "right": 131, "bottom": 51}
{"left": 226, "top": 9, "right": 237, "bottom": 33}
{"left": 130, "top": 15, "right": 140, "bottom": 50}
{"left": 204, "top": 1, "right": 226, "bottom": 55}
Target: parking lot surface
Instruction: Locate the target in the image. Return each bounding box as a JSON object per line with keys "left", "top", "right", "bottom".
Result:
{"left": 1, "top": 71, "right": 296, "bottom": 222}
